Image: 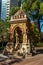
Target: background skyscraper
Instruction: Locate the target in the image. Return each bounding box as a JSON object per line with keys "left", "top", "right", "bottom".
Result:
{"left": 1, "top": 0, "right": 18, "bottom": 20}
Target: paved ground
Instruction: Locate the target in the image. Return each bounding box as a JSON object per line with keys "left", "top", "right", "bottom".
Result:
{"left": 13, "top": 54, "right": 43, "bottom": 65}
{"left": 0, "top": 47, "right": 43, "bottom": 65}
{"left": 0, "top": 54, "right": 43, "bottom": 65}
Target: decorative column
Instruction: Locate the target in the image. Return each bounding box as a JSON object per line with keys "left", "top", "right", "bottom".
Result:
{"left": 3, "top": 29, "right": 14, "bottom": 54}
{"left": 21, "top": 32, "right": 27, "bottom": 53}
{"left": 27, "top": 39, "right": 30, "bottom": 54}
{"left": 15, "top": 30, "right": 19, "bottom": 48}
{"left": 27, "top": 29, "right": 31, "bottom": 54}
{"left": 9, "top": 33, "right": 13, "bottom": 42}
{"left": 7, "top": 28, "right": 14, "bottom": 42}
{"left": 23, "top": 32, "right": 27, "bottom": 44}
{"left": 22, "top": 32, "right": 30, "bottom": 54}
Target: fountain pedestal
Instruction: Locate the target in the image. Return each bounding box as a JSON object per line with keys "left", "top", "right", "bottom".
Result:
{"left": 3, "top": 33, "right": 14, "bottom": 55}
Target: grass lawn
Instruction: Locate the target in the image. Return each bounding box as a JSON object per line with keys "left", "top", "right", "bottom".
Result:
{"left": 36, "top": 42, "right": 43, "bottom": 47}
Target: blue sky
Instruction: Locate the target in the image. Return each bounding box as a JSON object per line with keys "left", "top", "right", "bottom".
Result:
{"left": 29, "top": 16, "right": 43, "bottom": 32}
{"left": 40, "top": 20, "right": 43, "bottom": 32}
{"left": 29, "top": 11, "right": 43, "bottom": 32}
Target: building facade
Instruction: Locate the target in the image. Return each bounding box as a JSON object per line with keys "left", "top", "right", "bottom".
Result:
{"left": 10, "top": 0, "right": 18, "bottom": 9}
{"left": 1, "top": 0, "right": 18, "bottom": 20}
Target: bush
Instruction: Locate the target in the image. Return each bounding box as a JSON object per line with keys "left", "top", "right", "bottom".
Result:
{"left": 0, "top": 47, "right": 4, "bottom": 50}
{"left": 36, "top": 42, "right": 43, "bottom": 47}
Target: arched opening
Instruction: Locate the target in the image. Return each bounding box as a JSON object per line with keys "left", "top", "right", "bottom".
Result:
{"left": 13, "top": 27, "right": 23, "bottom": 49}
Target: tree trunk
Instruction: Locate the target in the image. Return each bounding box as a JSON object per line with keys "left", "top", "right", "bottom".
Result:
{"left": 38, "top": 16, "right": 41, "bottom": 44}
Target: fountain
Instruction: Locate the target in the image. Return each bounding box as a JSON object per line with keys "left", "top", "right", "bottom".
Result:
{"left": 3, "top": 31, "right": 14, "bottom": 55}
{"left": 3, "top": 30, "right": 20, "bottom": 57}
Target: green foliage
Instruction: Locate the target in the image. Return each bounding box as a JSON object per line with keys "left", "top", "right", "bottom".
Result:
{"left": 30, "top": 23, "right": 39, "bottom": 44}
{"left": 22, "top": 0, "right": 43, "bottom": 39}
{"left": 0, "top": 20, "right": 10, "bottom": 42}
{"left": 41, "top": 32, "right": 43, "bottom": 39}
{"left": 9, "top": 6, "right": 20, "bottom": 16}
{"left": 22, "top": 2, "right": 27, "bottom": 12}
{"left": 22, "top": 0, "right": 43, "bottom": 18}
{"left": 22, "top": 0, "right": 32, "bottom": 12}
{"left": 0, "top": 21, "right": 10, "bottom": 34}
{"left": 37, "top": 42, "right": 43, "bottom": 47}
{"left": 40, "top": 2, "right": 43, "bottom": 15}
{"left": 31, "top": 1, "right": 38, "bottom": 11}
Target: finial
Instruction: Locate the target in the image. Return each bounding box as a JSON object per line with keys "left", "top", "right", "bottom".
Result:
{"left": 20, "top": 3, "right": 22, "bottom": 10}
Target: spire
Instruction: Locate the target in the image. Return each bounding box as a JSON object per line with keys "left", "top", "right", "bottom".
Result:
{"left": 20, "top": 3, "right": 22, "bottom": 10}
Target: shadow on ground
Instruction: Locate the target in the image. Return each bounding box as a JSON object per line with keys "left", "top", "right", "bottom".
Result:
{"left": 1, "top": 58, "right": 22, "bottom": 65}
{"left": 9, "top": 58, "right": 22, "bottom": 65}
{"left": 36, "top": 48, "right": 43, "bottom": 54}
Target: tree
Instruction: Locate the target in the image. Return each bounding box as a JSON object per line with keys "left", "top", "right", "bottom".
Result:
{"left": 31, "top": 1, "right": 43, "bottom": 43}
{"left": 40, "top": 2, "right": 43, "bottom": 15}
{"left": 0, "top": 20, "right": 10, "bottom": 44}
{"left": 41, "top": 32, "right": 43, "bottom": 41}
{"left": 9, "top": 6, "right": 20, "bottom": 16}
{"left": 22, "top": 0, "right": 43, "bottom": 43}
{"left": 22, "top": 0, "right": 32, "bottom": 12}
{"left": 30, "top": 22, "right": 39, "bottom": 46}
{"left": 22, "top": 0, "right": 43, "bottom": 30}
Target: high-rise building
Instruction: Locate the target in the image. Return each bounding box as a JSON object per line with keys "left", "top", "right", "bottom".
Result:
{"left": 1, "top": 0, "right": 18, "bottom": 20}
{"left": 10, "top": 0, "right": 18, "bottom": 9}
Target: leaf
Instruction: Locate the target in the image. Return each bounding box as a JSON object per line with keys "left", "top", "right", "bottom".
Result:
{"left": 40, "top": 2, "right": 43, "bottom": 15}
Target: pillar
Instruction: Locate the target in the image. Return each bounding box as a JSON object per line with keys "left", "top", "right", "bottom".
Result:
{"left": 22, "top": 32, "right": 30, "bottom": 54}
{"left": 9, "top": 32, "right": 13, "bottom": 42}
{"left": 22, "top": 32, "right": 27, "bottom": 53}
{"left": 15, "top": 30, "right": 19, "bottom": 48}
{"left": 23, "top": 32, "right": 27, "bottom": 44}
{"left": 27, "top": 39, "right": 30, "bottom": 54}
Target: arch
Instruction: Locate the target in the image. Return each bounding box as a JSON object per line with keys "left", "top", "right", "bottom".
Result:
{"left": 13, "top": 26, "right": 23, "bottom": 49}
{"left": 12, "top": 25, "right": 23, "bottom": 34}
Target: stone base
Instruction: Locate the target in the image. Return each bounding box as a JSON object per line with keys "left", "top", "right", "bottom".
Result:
{"left": 3, "top": 42, "right": 14, "bottom": 55}
{"left": 20, "top": 43, "right": 30, "bottom": 54}
{"left": 3, "top": 42, "right": 31, "bottom": 57}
